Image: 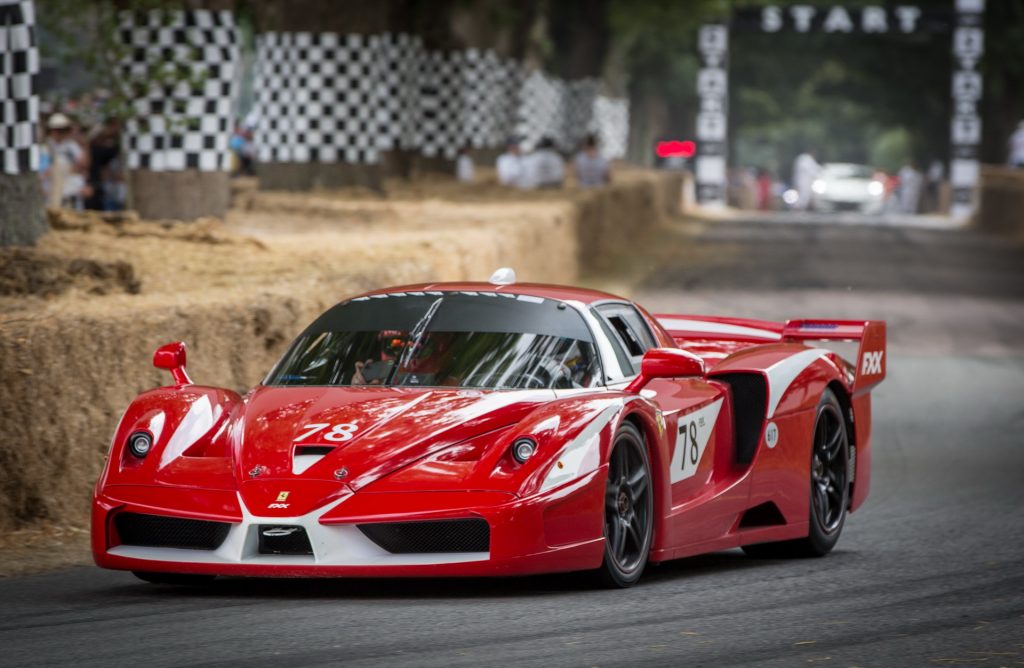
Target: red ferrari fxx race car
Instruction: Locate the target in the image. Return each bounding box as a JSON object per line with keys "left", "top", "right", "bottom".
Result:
{"left": 93, "top": 271, "right": 885, "bottom": 587}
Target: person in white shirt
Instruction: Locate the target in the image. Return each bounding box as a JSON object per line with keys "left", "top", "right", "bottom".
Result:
{"left": 924, "top": 159, "right": 944, "bottom": 213}
{"left": 1009, "top": 120, "right": 1024, "bottom": 168}
{"left": 522, "top": 137, "right": 565, "bottom": 189}
{"left": 573, "top": 134, "right": 610, "bottom": 188}
{"left": 455, "top": 146, "right": 475, "bottom": 183}
{"left": 898, "top": 161, "right": 923, "bottom": 214}
{"left": 43, "top": 113, "right": 88, "bottom": 209}
{"left": 792, "top": 149, "right": 821, "bottom": 210}
{"left": 496, "top": 138, "right": 525, "bottom": 187}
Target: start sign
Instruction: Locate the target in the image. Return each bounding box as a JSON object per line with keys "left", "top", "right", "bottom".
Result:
{"left": 694, "top": 0, "right": 985, "bottom": 218}
{"left": 756, "top": 5, "right": 929, "bottom": 34}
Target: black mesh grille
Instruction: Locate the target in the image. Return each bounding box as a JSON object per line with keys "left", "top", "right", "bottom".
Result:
{"left": 258, "top": 526, "right": 313, "bottom": 555}
{"left": 358, "top": 518, "right": 489, "bottom": 554}
{"left": 114, "top": 512, "right": 231, "bottom": 551}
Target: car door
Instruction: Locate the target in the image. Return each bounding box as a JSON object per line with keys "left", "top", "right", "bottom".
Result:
{"left": 593, "top": 303, "right": 750, "bottom": 553}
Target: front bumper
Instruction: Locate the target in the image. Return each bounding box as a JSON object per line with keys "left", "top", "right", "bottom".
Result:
{"left": 92, "top": 472, "right": 606, "bottom": 578}
{"left": 812, "top": 196, "right": 883, "bottom": 214}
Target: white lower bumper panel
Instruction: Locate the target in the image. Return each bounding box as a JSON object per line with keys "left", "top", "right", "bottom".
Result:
{"left": 108, "top": 492, "right": 489, "bottom": 567}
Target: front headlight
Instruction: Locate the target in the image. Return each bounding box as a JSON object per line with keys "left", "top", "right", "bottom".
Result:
{"left": 511, "top": 437, "right": 538, "bottom": 464}
{"left": 867, "top": 180, "right": 884, "bottom": 196}
{"left": 812, "top": 179, "right": 827, "bottom": 194}
{"left": 127, "top": 431, "right": 153, "bottom": 458}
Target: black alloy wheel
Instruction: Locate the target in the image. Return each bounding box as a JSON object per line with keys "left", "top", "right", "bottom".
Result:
{"left": 811, "top": 394, "right": 850, "bottom": 537}
{"left": 596, "top": 422, "right": 654, "bottom": 587}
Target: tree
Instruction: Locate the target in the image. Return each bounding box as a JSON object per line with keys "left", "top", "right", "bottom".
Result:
{"left": 980, "top": 0, "right": 1024, "bottom": 163}
{"left": 606, "top": 0, "right": 723, "bottom": 164}
{"left": 547, "top": 0, "right": 609, "bottom": 79}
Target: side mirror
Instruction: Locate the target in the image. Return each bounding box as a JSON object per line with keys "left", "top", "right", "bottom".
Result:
{"left": 625, "top": 348, "right": 705, "bottom": 393}
{"left": 153, "top": 341, "right": 192, "bottom": 385}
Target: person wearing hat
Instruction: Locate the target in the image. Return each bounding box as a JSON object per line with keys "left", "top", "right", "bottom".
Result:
{"left": 44, "top": 112, "right": 89, "bottom": 209}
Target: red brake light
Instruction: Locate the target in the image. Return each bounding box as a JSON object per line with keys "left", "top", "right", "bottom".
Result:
{"left": 656, "top": 140, "right": 696, "bottom": 159}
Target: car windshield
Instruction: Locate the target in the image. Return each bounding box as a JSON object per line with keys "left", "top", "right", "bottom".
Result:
{"left": 265, "top": 292, "right": 601, "bottom": 390}
{"left": 824, "top": 164, "right": 874, "bottom": 180}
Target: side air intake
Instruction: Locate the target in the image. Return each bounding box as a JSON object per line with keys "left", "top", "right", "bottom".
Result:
{"left": 713, "top": 372, "right": 767, "bottom": 466}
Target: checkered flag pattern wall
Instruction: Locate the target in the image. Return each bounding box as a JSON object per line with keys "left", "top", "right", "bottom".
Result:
{"left": 515, "top": 70, "right": 568, "bottom": 150}
{"left": 563, "top": 79, "right": 599, "bottom": 150}
{"left": 255, "top": 32, "right": 383, "bottom": 164}
{"left": 415, "top": 49, "right": 464, "bottom": 158}
{"left": 118, "top": 9, "right": 238, "bottom": 172}
{"left": 254, "top": 30, "right": 629, "bottom": 165}
{"left": 0, "top": 0, "right": 39, "bottom": 174}
{"left": 458, "top": 50, "right": 522, "bottom": 152}
{"left": 377, "top": 33, "right": 423, "bottom": 153}
{"left": 592, "top": 95, "right": 629, "bottom": 159}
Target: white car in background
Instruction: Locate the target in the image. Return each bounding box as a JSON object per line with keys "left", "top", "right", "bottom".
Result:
{"left": 811, "top": 163, "right": 885, "bottom": 214}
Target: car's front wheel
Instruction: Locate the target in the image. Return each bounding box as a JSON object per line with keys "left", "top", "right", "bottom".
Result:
{"left": 596, "top": 422, "right": 654, "bottom": 587}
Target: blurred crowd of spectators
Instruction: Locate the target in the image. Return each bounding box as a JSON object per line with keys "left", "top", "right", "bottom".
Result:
{"left": 456, "top": 133, "right": 611, "bottom": 190}
{"left": 37, "top": 96, "right": 126, "bottom": 211}
{"left": 727, "top": 153, "right": 949, "bottom": 215}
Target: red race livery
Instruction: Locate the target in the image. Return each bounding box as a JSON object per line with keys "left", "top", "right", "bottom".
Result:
{"left": 93, "top": 272, "right": 885, "bottom": 587}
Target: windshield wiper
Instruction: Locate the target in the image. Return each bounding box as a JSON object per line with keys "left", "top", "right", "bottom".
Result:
{"left": 385, "top": 296, "right": 444, "bottom": 386}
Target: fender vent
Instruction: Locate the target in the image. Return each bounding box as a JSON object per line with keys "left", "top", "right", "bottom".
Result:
{"left": 713, "top": 373, "right": 767, "bottom": 466}
{"left": 114, "top": 512, "right": 231, "bottom": 550}
{"left": 358, "top": 519, "right": 490, "bottom": 553}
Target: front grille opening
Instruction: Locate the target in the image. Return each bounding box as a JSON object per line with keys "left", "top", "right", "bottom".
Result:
{"left": 358, "top": 518, "right": 489, "bottom": 554}
{"left": 114, "top": 512, "right": 231, "bottom": 551}
{"left": 258, "top": 525, "right": 313, "bottom": 555}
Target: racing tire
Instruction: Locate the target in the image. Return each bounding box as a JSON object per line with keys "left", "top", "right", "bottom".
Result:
{"left": 742, "top": 389, "right": 850, "bottom": 559}
{"left": 132, "top": 571, "right": 217, "bottom": 586}
{"left": 595, "top": 422, "right": 654, "bottom": 588}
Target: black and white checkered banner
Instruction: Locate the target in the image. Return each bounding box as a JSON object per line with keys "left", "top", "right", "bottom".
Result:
{"left": 0, "top": 0, "right": 39, "bottom": 174}
{"left": 949, "top": 0, "right": 984, "bottom": 218}
{"left": 118, "top": 9, "right": 239, "bottom": 172}
{"left": 593, "top": 95, "right": 629, "bottom": 160}
{"left": 515, "top": 70, "right": 566, "bottom": 150}
{"left": 460, "top": 49, "right": 522, "bottom": 152}
{"left": 255, "top": 31, "right": 628, "bottom": 164}
{"left": 255, "top": 32, "right": 382, "bottom": 164}
{"left": 695, "top": 24, "right": 728, "bottom": 207}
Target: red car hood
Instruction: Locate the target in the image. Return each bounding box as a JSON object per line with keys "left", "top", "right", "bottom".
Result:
{"left": 235, "top": 385, "right": 552, "bottom": 494}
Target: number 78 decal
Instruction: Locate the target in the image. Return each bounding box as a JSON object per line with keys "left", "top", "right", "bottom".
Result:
{"left": 295, "top": 423, "right": 359, "bottom": 442}
{"left": 670, "top": 399, "right": 723, "bottom": 484}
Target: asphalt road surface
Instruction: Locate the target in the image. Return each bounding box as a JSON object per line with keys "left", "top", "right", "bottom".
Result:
{"left": 3, "top": 215, "right": 1023, "bottom": 667}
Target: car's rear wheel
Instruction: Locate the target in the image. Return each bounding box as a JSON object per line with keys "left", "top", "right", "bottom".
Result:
{"left": 742, "top": 388, "right": 850, "bottom": 558}
{"left": 595, "top": 422, "right": 654, "bottom": 587}
{"left": 132, "top": 571, "right": 217, "bottom": 586}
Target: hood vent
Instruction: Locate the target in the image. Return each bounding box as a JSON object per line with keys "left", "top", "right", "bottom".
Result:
{"left": 292, "top": 445, "right": 335, "bottom": 475}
